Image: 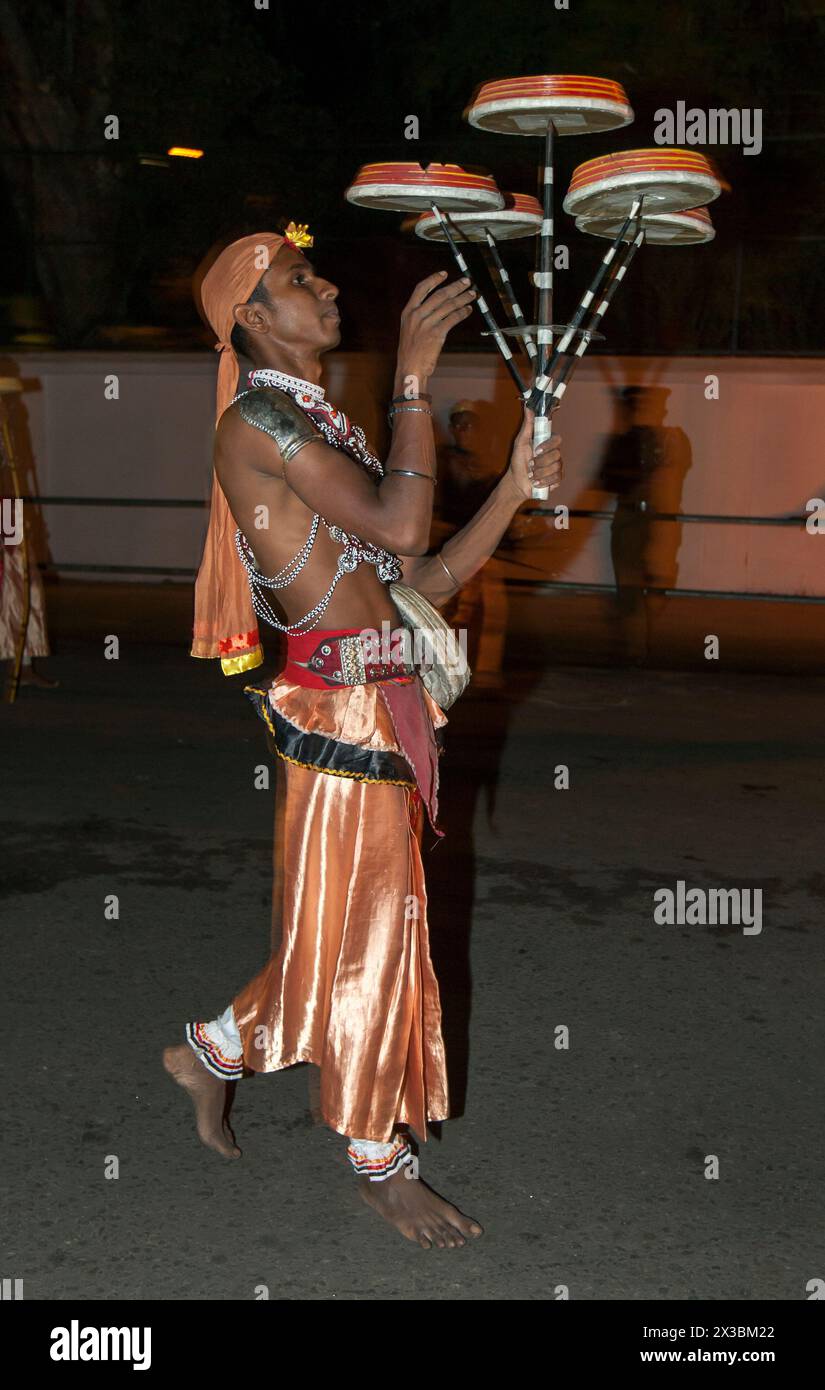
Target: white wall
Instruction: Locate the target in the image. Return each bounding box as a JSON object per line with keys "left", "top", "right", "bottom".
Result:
{"left": 7, "top": 350, "right": 824, "bottom": 597}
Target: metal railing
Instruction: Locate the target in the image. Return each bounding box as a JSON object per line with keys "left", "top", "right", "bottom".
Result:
{"left": 18, "top": 493, "right": 822, "bottom": 603}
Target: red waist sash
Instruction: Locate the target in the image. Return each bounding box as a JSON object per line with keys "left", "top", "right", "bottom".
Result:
{"left": 279, "top": 628, "right": 443, "bottom": 839}
{"left": 282, "top": 627, "right": 415, "bottom": 689}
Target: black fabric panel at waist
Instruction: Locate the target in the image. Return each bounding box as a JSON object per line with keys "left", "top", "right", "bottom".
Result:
{"left": 244, "top": 685, "right": 418, "bottom": 789}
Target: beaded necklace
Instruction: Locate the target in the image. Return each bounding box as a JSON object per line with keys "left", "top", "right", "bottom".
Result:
{"left": 231, "top": 368, "right": 402, "bottom": 636}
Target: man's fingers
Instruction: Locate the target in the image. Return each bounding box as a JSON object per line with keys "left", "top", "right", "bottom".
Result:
{"left": 528, "top": 460, "right": 563, "bottom": 490}
{"left": 445, "top": 304, "right": 475, "bottom": 329}
{"left": 423, "top": 305, "right": 474, "bottom": 344}
{"left": 407, "top": 269, "right": 472, "bottom": 312}
{"left": 421, "top": 286, "right": 476, "bottom": 325}
{"left": 405, "top": 270, "right": 449, "bottom": 309}
{"left": 417, "top": 279, "right": 475, "bottom": 320}
{"left": 530, "top": 433, "right": 562, "bottom": 452}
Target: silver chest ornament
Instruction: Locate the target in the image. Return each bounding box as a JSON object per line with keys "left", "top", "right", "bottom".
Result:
{"left": 232, "top": 374, "right": 402, "bottom": 635}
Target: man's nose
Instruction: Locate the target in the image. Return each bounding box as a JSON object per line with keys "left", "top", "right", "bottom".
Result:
{"left": 319, "top": 279, "right": 339, "bottom": 302}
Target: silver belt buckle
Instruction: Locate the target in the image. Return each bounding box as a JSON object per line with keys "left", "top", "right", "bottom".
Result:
{"left": 339, "top": 634, "right": 367, "bottom": 685}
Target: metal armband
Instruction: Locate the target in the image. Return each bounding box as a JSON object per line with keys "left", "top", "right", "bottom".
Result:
{"left": 235, "top": 386, "right": 321, "bottom": 465}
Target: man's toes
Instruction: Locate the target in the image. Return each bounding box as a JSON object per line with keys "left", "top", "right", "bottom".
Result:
{"left": 418, "top": 1231, "right": 433, "bottom": 1250}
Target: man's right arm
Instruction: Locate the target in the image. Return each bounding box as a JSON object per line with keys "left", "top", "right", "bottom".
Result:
{"left": 216, "top": 271, "right": 476, "bottom": 556}
{"left": 216, "top": 398, "right": 435, "bottom": 555}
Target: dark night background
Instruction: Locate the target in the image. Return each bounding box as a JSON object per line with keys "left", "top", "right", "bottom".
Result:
{"left": 4, "top": 2, "right": 825, "bottom": 1315}
{"left": 1, "top": 0, "right": 824, "bottom": 355}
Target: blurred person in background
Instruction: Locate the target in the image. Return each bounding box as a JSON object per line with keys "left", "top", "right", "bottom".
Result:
{"left": 597, "top": 386, "right": 691, "bottom": 664}
{"left": 0, "top": 450, "right": 58, "bottom": 690}
{"left": 435, "top": 401, "right": 545, "bottom": 679}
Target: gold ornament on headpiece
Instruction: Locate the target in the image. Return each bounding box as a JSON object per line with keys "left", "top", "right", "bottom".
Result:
{"left": 283, "top": 221, "right": 314, "bottom": 249}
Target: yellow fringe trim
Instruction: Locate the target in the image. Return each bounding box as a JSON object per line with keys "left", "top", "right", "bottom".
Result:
{"left": 221, "top": 645, "right": 264, "bottom": 676}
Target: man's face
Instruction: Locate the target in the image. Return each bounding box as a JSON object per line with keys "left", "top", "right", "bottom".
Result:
{"left": 244, "top": 247, "right": 341, "bottom": 354}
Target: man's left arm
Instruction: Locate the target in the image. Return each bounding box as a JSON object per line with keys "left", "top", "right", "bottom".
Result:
{"left": 399, "top": 408, "right": 562, "bottom": 604}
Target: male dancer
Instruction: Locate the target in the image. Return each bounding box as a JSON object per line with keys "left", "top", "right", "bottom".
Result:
{"left": 164, "top": 227, "right": 562, "bottom": 1249}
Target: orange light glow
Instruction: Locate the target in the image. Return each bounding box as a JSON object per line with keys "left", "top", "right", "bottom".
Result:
{"left": 167, "top": 147, "right": 204, "bottom": 159}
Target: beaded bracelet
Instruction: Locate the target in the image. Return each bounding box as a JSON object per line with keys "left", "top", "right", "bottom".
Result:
{"left": 387, "top": 403, "right": 433, "bottom": 427}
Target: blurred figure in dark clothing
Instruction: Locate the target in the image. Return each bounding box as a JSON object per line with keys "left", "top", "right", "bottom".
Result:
{"left": 437, "top": 400, "right": 500, "bottom": 526}
{"left": 434, "top": 401, "right": 510, "bottom": 679}
{"left": 597, "top": 386, "right": 691, "bottom": 663}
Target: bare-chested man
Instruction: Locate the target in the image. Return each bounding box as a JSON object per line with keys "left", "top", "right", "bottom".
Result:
{"left": 164, "top": 228, "right": 562, "bottom": 1249}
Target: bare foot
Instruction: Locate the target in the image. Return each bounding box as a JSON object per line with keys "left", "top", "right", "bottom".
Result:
{"left": 162, "top": 1044, "right": 241, "bottom": 1159}
{"left": 359, "top": 1166, "right": 483, "bottom": 1248}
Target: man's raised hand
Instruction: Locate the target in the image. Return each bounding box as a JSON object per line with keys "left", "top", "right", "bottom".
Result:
{"left": 396, "top": 271, "right": 476, "bottom": 384}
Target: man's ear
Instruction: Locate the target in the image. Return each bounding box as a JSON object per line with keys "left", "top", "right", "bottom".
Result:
{"left": 233, "top": 298, "right": 271, "bottom": 339}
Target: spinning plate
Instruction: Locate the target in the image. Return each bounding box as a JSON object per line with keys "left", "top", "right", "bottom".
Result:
{"left": 345, "top": 162, "right": 504, "bottom": 213}
{"left": 577, "top": 204, "right": 715, "bottom": 244}
{"left": 466, "top": 75, "right": 633, "bottom": 136}
{"left": 564, "top": 148, "right": 723, "bottom": 219}
{"left": 413, "top": 191, "right": 542, "bottom": 241}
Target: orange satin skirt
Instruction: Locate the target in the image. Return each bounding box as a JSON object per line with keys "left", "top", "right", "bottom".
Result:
{"left": 230, "top": 668, "right": 451, "bottom": 1144}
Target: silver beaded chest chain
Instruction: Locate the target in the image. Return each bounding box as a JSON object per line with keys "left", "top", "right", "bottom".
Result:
{"left": 232, "top": 371, "right": 403, "bottom": 636}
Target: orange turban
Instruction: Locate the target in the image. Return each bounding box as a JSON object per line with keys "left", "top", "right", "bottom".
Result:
{"left": 190, "top": 232, "right": 285, "bottom": 674}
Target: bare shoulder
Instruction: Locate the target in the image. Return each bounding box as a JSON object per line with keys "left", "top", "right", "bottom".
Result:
{"left": 215, "top": 390, "right": 287, "bottom": 481}
{"left": 217, "top": 385, "right": 294, "bottom": 440}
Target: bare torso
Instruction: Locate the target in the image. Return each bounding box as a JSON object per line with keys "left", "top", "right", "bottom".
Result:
{"left": 215, "top": 405, "right": 403, "bottom": 634}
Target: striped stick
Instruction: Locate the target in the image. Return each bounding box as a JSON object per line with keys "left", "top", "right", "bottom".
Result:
{"left": 531, "top": 121, "right": 555, "bottom": 499}
{"left": 535, "top": 225, "right": 646, "bottom": 421}
{"left": 526, "top": 196, "right": 642, "bottom": 411}
{"left": 483, "top": 229, "right": 537, "bottom": 361}
{"left": 430, "top": 204, "right": 526, "bottom": 396}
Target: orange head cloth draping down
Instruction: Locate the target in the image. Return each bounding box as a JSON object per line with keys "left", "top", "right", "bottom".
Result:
{"left": 191, "top": 232, "right": 285, "bottom": 675}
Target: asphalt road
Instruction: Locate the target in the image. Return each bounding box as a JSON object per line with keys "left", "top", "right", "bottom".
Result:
{"left": 3, "top": 641, "right": 824, "bottom": 1300}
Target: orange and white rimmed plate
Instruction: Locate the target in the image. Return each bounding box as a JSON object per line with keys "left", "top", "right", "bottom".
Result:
{"left": 344, "top": 162, "right": 504, "bottom": 213}
{"left": 413, "top": 191, "right": 543, "bottom": 241}
{"left": 466, "top": 75, "right": 634, "bottom": 136}
{"left": 564, "top": 148, "right": 724, "bottom": 219}
{"left": 576, "top": 204, "right": 716, "bottom": 245}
